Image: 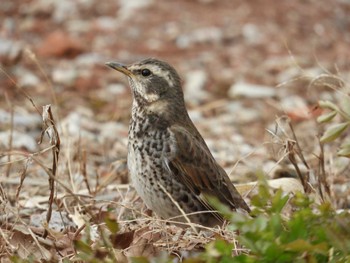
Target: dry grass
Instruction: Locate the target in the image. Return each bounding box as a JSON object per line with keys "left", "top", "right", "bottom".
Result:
{"left": 0, "top": 55, "right": 349, "bottom": 261}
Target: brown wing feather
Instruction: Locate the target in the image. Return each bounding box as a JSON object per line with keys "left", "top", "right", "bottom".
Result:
{"left": 167, "top": 125, "right": 251, "bottom": 214}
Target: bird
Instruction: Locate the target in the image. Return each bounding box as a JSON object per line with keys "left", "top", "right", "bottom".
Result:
{"left": 106, "top": 58, "right": 250, "bottom": 227}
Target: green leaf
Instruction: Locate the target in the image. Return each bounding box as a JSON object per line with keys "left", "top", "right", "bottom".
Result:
{"left": 318, "top": 100, "right": 340, "bottom": 112}
{"left": 251, "top": 181, "right": 270, "bottom": 208}
{"left": 340, "top": 97, "right": 350, "bottom": 118}
{"left": 317, "top": 111, "right": 337, "bottom": 123}
{"left": 214, "top": 239, "right": 234, "bottom": 256}
{"left": 284, "top": 239, "right": 311, "bottom": 251}
{"left": 206, "top": 195, "right": 241, "bottom": 222}
{"left": 269, "top": 214, "right": 283, "bottom": 235}
{"left": 183, "top": 258, "right": 206, "bottom": 263}
{"left": 271, "top": 189, "right": 289, "bottom": 213}
{"left": 320, "top": 122, "right": 350, "bottom": 143}
{"left": 105, "top": 216, "right": 119, "bottom": 234}
{"left": 284, "top": 239, "right": 328, "bottom": 254}
{"left": 338, "top": 142, "right": 350, "bottom": 157}
{"left": 74, "top": 240, "right": 93, "bottom": 254}
{"left": 131, "top": 257, "right": 150, "bottom": 263}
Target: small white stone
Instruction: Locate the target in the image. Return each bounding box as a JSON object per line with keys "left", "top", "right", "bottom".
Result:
{"left": 184, "top": 70, "right": 208, "bottom": 103}
{"left": 118, "top": 0, "right": 153, "bottom": 20}
{"left": 176, "top": 27, "right": 223, "bottom": 48}
{"left": 52, "top": 66, "right": 77, "bottom": 86}
{"left": 242, "top": 23, "right": 263, "bottom": 44}
{"left": 0, "top": 109, "right": 41, "bottom": 128}
{"left": 60, "top": 111, "right": 96, "bottom": 140}
{"left": 100, "top": 122, "right": 127, "bottom": 142}
{"left": 188, "top": 110, "right": 203, "bottom": 122}
{"left": 0, "top": 37, "right": 22, "bottom": 62}
{"left": 229, "top": 81, "right": 276, "bottom": 98}
{"left": 0, "top": 130, "right": 37, "bottom": 151}
{"left": 75, "top": 52, "right": 103, "bottom": 66}
{"left": 95, "top": 16, "right": 117, "bottom": 31}
{"left": 105, "top": 83, "right": 126, "bottom": 95}
{"left": 18, "top": 72, "right": 40, "bottom": 87}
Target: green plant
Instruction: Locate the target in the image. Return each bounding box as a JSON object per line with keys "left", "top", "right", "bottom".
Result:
{"left": 205, "top": 179, "right": 350, "bottom": 263}
{"left": 318, "top": 97, "right": 350, "bottom": 158}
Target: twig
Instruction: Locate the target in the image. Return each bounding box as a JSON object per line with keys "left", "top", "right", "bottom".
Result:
{"left": 287, "top": 121, "right": 312, "bottom": 193}
{"left": 39, "top": 105, "right": 61, "bottom": 238}
{"left": 4, "top": 93, "right": 14, "bottom": 178}
{"left": 318, "top": 140, "right": 331, "bottom": 203}
{"left": 15, "top": 158, "right": 30, "bottom": 202}
{"left": 81, "top": 149, "right": 91, "bottom": 195}
{"left": 0, "top": 66, "right": 40, "bottom": 115}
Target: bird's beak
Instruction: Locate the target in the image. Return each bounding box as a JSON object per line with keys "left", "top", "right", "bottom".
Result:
{"left": 105, "top": 62, "right": 133, "bottom": 77}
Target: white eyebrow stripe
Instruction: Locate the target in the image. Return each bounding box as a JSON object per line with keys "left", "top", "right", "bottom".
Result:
{"left": 130, "top": 64, "right": 174, "bottom": 87}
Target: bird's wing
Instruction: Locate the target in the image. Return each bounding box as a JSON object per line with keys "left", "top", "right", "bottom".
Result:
{"left": 165, "top": 124, "right": 250, "bottom": 215}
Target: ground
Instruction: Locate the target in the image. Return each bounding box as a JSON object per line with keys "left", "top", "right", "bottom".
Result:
{"left": 0, "top": 0, "right": 349, "bottom": 261}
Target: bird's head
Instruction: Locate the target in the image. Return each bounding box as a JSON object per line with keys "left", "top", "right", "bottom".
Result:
{"left": 106, "top": 58, "right": 184, "bottom": 107}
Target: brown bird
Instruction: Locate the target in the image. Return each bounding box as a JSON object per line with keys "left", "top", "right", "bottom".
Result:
{"left": 106, "top": 58, "right": 250, "bottom": 227}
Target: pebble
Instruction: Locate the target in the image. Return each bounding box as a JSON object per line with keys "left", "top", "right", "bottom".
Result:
{"left": 118, "top": 0, "right": 153, "bottom": 20}
{"left": 105, "top": 83, "right": 127, "bottom": 95}
{"left": 225, "top": 102, "right": 260, "bottom": 123}
{"left": 75, "top": 52, "right": 104, "bottom": 67}
{"left": 188, "top": 110, "right": 203, "bottom": 123}
{"left": 176, "top": 27, "right": 223, "bottom": 48}
{"left": 60, "top": 111, "right": 96, "bottom": 140}
{"left": 0, "top": 37, "right": 22, "bottom": 65}
{"left": 242, "top": 23, "right": 263, "bottom": 45}
{"left": 184, "top": 70, "right": 209, "bottom": 103}
{"left": 0, "top": 130, "right": 38, "bottom": 151}
{"left": 18, "top": 71, "right": 41, "bottom": 88}
{"left": 95, "top": 16, "right": 118, "bottom": 31}
{"left": 280, "top": 95, "right": 308, "bottom": 111}
{"left": 229, "top": 81, "right": 276, "bottom": 98}
{"left": 277, "top": 66, "right": 302, "bottom": 83}
{"left": 30, "top": 211, "right": 76, "bottom": 231}
{"left": 52, "top": 66, "right": 78, "bottom": 86}
{"left": 20, "top": 0, "right": 53, "bottom": 17}
{"left": 0, "top": 109, "right": 41, "bottom": 128}
{"left": 52, "top": 0, "right": 78, "bottom": 23}
{"left": 99, "top": 122, "right": 128, "bottom": 142}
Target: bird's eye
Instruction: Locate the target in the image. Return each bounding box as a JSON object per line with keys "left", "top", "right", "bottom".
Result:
{"left": 141, "top": 69, "right": 151, "bottom": 77}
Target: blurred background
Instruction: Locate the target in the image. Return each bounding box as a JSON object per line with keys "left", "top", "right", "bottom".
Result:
{"left": 1, "top": 0, "right": 350, "bottom": 203}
